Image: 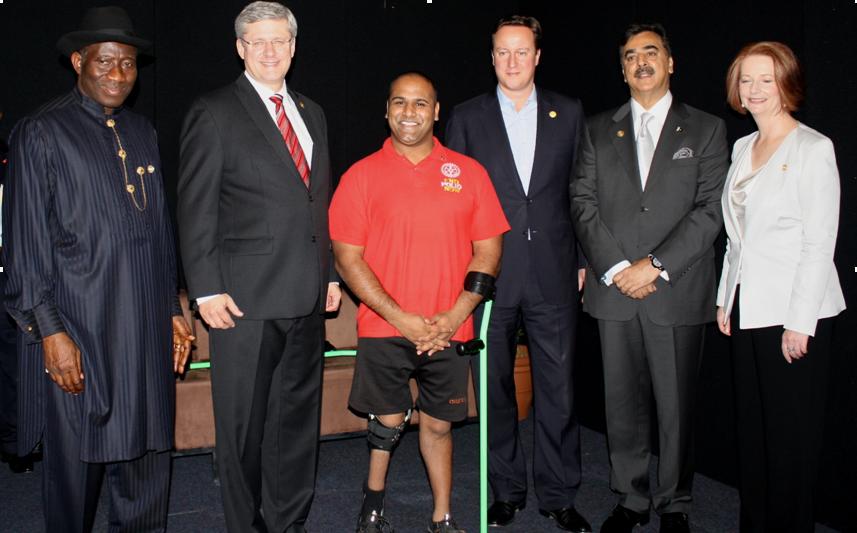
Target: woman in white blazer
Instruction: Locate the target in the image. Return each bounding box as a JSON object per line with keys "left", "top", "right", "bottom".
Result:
{"left": 717, "top": 42, "right": 845, "bottom": 532}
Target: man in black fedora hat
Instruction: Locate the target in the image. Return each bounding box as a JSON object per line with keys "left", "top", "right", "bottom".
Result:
{"left": 4, "top": 6, "right": 193, "bottom": 531}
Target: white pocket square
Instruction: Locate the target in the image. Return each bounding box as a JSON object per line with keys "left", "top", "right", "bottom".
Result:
{"left": 672, "top": 147, "right": 694, "bottom": 160}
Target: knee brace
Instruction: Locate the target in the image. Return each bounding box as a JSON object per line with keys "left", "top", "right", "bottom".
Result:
{"left": 366, "top": 410, "right": 412, "bottom": 452}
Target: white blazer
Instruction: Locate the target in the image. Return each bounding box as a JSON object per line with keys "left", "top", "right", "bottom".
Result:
{"left": 716, "top": 123, "right": 845, "bottom": 336}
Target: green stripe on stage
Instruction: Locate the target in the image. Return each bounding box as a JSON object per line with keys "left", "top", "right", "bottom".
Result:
{"left": 324, "top": 349, "right": 358, "bottom": 357}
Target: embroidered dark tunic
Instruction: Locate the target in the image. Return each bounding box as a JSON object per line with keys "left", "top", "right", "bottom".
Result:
{"left": 4, "top": 89, "right": 179, "bottom": 462}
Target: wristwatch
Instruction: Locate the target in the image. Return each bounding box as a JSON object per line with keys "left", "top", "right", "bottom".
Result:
{"left": 648, "top": 254, "right": 665, "bottom": 271}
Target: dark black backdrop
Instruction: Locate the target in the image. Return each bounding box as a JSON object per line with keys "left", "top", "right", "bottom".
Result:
{"left": 1, "top": 1, "right": 855, "bottom": 529}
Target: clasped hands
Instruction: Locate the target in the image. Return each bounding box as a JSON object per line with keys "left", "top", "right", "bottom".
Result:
{"left": 612, "top": 257, "right": 661, "bottom": 300}
{"left": 393, "top": 309, "right": 464, "bottom": 357}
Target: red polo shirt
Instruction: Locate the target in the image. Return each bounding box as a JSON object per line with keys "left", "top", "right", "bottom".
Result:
{"left": 330, "top": 137, "right": 509, "bottom": 341}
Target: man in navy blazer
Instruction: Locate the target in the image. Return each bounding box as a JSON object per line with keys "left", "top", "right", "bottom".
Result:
{"left": 178, "top": 2, "right": 340, "bottom": 532}
{"left": 446, "top": 15, "right": 590, "bottom": 532}
{"left": 571, "top": 24, "right": 727, "bottom": 533}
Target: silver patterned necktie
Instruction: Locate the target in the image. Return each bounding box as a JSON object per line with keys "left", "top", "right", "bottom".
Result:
{"left": 637, "top": 112, "right": 655, "bottom": 188}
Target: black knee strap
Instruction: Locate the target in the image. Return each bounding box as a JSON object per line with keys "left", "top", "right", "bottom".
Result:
{"left": 367, "top": 410, "right": 412, "bottom": 451}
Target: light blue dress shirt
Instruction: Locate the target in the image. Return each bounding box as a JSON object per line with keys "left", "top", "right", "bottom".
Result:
{"left": 497, "top": 85, "right": 538, "bottom": 194}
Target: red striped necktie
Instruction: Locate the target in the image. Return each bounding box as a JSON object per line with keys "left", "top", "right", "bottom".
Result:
{"left": 270, "top": 94, "right": 310, "bottom": 188}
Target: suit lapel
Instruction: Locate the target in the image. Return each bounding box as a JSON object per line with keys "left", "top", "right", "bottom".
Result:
{"left": 528, "top": 92, "right": 550, "bottom": 196}
{"left": 643, "top": 101, "right": 690, "bottom": 194}
{"left": 288, "top": 88, "right": 321, "bottom": 193}
{"left": 234, "top": 76, "right": 304, "bottom": 188}
{"left": 484, "top": 94, "right": 527, "bottom": 197}
{"left": 609, "top": 103, "right": 641, "bottom": 193}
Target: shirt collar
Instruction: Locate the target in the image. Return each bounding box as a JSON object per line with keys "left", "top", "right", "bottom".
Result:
{"left": 244, "top": 71, "right": 287, "bottom": 101}
{"left": 382, "top": 136, "right": 448, "bottom": 164}
{"left": 630, "top": 90, "right": 672, "bottom": 136}
{"left": 73, "top": 86, "right": 125, "bottom": 118}
{"left": 496, "top": 85, "right": 537, "bottom": 111}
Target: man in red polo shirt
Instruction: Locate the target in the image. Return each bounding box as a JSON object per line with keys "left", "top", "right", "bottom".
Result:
{"left": 330, "top": 72, "right": 509, "bottom": 533}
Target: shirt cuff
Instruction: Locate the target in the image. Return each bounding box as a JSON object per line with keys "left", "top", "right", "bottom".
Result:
{"left": 195, "top": 294, "right": 220, "bottom": 305}
{"left": 33, "top": 302, "right": 66, "bottom": 339}
{"left": 602, "top": 260, "right": 631, "bottom": 287}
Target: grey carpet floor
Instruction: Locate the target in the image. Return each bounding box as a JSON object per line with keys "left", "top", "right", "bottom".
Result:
{"left": 0, "top": 419, "right": 840, "bottom": 532}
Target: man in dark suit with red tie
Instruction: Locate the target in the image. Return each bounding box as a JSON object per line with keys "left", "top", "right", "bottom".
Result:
{"left": 445, "top": 15, "right": 591, "bottom": 532}
{"left": 177, "top": 2, "right": 340, "bottom": 532}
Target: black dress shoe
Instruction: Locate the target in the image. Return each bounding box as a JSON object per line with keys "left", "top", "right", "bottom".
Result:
{"left": 538, "top": 507, "right": 592, "bottom": 532}
{"left": 600, "top": 505, "right": 649, "bottom": 533}
{"left": 659, "top": 512, "right": 689, "bottom": 533}
{"left": 1, "top": 451, "right": 34, "bottom": 474}
{"left": 487, "top": 500, "right": 525, "bottom": 527}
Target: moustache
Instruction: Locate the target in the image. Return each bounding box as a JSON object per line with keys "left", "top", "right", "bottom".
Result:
{"left": 634, "top": 66, "right": 655, "bottom": 78}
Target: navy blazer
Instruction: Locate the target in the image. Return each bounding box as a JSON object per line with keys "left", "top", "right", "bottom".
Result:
{"left": 446, "top": 89, "right": 584, "bottom": 306}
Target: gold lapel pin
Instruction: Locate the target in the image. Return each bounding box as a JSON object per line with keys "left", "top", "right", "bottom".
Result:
{"left": 676, "top": 126, "right": 683, "bottom": 133}
{"left": 549, "top": 110, "right": 557, "bottom": 118}
{"left": 617, "top": 130, "right": 625, "bottom": 138}
{"left": 299, "top": 101, "right": 305, "bottom": 108}
{"left": 781, "top": 164, "right": 788, "bottom": 172}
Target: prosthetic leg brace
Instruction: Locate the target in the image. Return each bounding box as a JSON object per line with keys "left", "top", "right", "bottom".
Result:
{"left": 356, "top": 410, "right": 413, "bottom": 532}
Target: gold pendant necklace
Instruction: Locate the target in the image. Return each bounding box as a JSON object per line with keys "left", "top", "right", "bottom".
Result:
{"left": 105, "top": 118, "right": 151, "bottom": 211}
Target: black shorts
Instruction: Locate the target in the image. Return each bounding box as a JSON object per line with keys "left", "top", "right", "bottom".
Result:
{"left": 348, "top": 337, "right": 470, "bottom": 423}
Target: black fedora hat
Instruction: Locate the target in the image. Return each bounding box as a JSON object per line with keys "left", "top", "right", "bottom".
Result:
{"left": 57, "top": 6, "right": 152, "bottom": 56}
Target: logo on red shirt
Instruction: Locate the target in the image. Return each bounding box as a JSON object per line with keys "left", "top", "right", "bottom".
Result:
{"left": 440, "top": 162, "right": 461, "bottom": 178}
{"left": 440, "top": 177, "right": 462, "bottom": 193}
{"left": 440, "top": 163, "right": 463, "bottom": 193}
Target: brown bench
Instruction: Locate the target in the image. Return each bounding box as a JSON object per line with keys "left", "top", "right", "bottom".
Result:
{"left": 174, "top": 292, "right": 532, "bottom": 451}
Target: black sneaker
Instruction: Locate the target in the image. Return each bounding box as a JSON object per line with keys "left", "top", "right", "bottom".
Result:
{"left": 427, "top": 514, "right": 465, "bottom": 533}
{"left": 356, "top": 509, "right": 394, "bottom": 533}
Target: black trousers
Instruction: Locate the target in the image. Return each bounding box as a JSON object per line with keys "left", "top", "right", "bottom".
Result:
{"left": 474, "top": 267, "right": 582, "bottom": 509}
{"left": 210, "top": 313, "right": 324, "bottom": 533}
{"left": 43, "top": 379, "right": 171, "bottom": 533}
{"left": 598, "top": 307, "right": 704, "bottom": 514}
{"left": 729, "top": 294, "right": 832, "bottom": 533}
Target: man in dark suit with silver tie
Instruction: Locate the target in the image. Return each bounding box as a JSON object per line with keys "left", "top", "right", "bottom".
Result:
{"left": 570, "top": 23, "right": 728, "bottom": 533}
{"left": 446, "top": 15, "right": 591, "bottom": 532}
{"left": 177, "top": 2, "right": 340, "bottom": 532}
